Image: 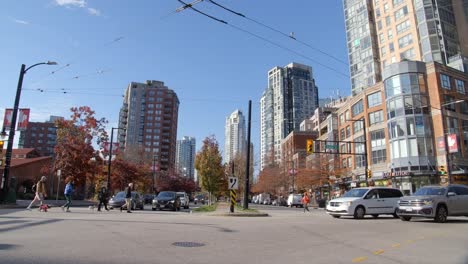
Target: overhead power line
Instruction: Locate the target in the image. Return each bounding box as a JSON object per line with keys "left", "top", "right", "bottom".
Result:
{"left": 176, "top": 0, "right": 350, "bottom": 79}
{"left": 205, "top": 0, "right": 348, "bottom": 65}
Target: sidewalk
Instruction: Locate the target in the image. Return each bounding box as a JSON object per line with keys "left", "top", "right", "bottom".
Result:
{"left": 0, "top": 199, "right": 96, "bottom": 209}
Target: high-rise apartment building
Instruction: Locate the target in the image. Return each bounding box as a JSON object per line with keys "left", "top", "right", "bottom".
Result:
{"left": 118, "top": 80, "right": 179, "bottom": 171}
{"left": 18, "top": 116, "right": 64, "bottom": 157}
{"left": 176, "top": 136, "right": 196, "bottom": 179}
{"left": 343, "top": 0, "right": 468, "bottom": 94}
{"left": 224, "top": 110, "right": 246, "bottom": 164}
{"left": 260, "top": 62, "right": 319, "bottom": 170}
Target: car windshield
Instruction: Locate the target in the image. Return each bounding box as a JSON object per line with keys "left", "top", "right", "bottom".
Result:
{"left": 342, "top": 189, "right": 369, "bottom": 198}
{"left": 413, "top": 187, "right": 446, "bottom": 196}
{"left": 114, "top": 192, "right": 125, "bottom": 198}
{"left": 176, "top": 193, "right": 185, "bottom": 197}
{"left": 158, "top": 192, "right": 175, "bottom": 198}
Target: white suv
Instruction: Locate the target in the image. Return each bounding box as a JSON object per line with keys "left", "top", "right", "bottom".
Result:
{"left": 176, "top": 192, "right": 189, "bottom": 209}
{"left": 326, "top": 187, "right": 403, "bottom": 219}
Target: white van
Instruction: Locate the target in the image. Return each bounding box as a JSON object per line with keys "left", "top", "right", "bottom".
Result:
{"left": 287, "top": 194, "right": 303, "bottom": 208}
{"left": 326, "top": 187, "right": 403, "bottom": 219}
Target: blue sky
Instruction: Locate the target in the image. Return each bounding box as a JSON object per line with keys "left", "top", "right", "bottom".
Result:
{"left": 0, "top": 0, "right": 350, "bottom": 165}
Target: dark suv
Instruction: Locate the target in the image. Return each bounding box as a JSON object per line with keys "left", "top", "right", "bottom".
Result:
{"left": 152, "top": 191, "right": 181, "bottom": 211}
{"left": 397, "top": 184, "right": 468, "bottom": 223}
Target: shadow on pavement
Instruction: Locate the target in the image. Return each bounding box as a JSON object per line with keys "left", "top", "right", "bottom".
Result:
{"left": 0, "top": 244, "right": 21, "bottom": 250}
{"left": 0, "top": 220, "right": 30, "bottom": 226}
{"left": 408, "top": 218, "right": 468, "bottom": 224}
{"left": 0, "top": 219, "right": 62, "bottom": 234}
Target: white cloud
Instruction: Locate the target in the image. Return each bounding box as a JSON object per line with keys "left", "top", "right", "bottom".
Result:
{"left": 13, "top": 18, "right": 30, "bottom": 25}
{"left": 54, "top": 0, "right": 86, "bottom": 8}
{"left": 87, "top": 7, "right": 101, "bottom": 16}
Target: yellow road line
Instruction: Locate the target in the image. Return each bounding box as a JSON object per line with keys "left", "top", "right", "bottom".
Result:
{"left": 391, "top": 243, "right": 401, "bottom": 248}
{"left": 406, "top": 239, "right": 414, "bottom": 244}
{"left": 373, "top": 249, "right": 385, "bottom": 255}
{"left": 352, "top": 256, "right": 368, "bottom": 263}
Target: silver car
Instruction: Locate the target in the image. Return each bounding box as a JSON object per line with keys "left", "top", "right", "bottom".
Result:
{"left": 397, "top": 184, "right": 468, "bottom": 223}
{"left": 177, "top": 192, "right": 189, "bottom": 209}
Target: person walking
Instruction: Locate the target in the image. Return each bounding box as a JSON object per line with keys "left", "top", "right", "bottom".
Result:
{"left": 302, "top": 191, "right": 310, "bottom": 213}
{"left": 61, "top": 177, "right": 75, "bottom": 212}
{"left": 120, "top": 183, "right": 133, "bottom": 213}
{"left": 26, "top": 176, "right": 48, "bottom": 211}
{"left": 97, "top": 186, "right": 110, "bottom": 211}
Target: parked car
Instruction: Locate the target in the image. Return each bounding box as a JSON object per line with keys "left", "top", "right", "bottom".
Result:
{"left": 143, "top": 194, "right": 155, "bottom": 204}
{"left": 397, "top": 184, "right": 468, "bottom": 223}
{"left": 263, "top": 197, "right": 271, "bottom": 205}
{"left": 194, "top": 194, "right": 205, "bottom": 205}
{"left": 252, "top": 195, "right": 259, "bottom": 204}
{"left": 326, "top": 187, "right": 403, "bottom": 219}
{"left": 287, "top": 194, "right": 303, "bottom": 207}
{"left": 177, "top": 192, "right": 190, "bottom": 209}
{"left": 109, "top": 191, "right": 145, "bottom": 210}
{"left": 258, "top": 193, "right": 271, "bottom": 204}
{"left": 152, "top": 191, "right": 181, "bottom": 211}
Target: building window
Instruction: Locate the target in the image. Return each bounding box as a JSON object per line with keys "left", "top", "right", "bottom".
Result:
{"left": 340, "top": 114, "right": 345, "bottom": 125}
{"left": 394, "top": 6, "right": 408, "bottom": 21}
{"left": 393, "top": 0, "right": 404, "bottom": 7}
{"left": 440, "top": 74, "right": 451, "bottom": 89}
{"left": 385, "top": 16, "right": 391, "bottom": 26}
{"left": 379, "top": 33, "right": 385, "bottom": 44}
{"left": 398, "top": 33, "right": 413, "bottom": 48}
{"left": 346, "top": 126, "right": 351, "bottom": 138}
{"left": 388, "top": 29, "right": 393, "bottom": 39}
{"left": 367, "top": 92, "right": 382, "bottom": 108}
{"left": 354, "top": 136, "right": 366, "bottom": 168}
{"left": 444, "top": 95, "right": 456, "bottom": 111}
{"left": 400, "top": 48, "right": 415, "bottom": 60}
{"left": 384, "top": 3, "right": 389, "bottom": 12}
{"left": 377, "top": 20, "right": 382, "bottom": 30}
{"left": 396, "top": 20, "right": 410, "bottom": 34}
{"left": 340, "top": 128, "right": 345, "bottom": 140}
{"left": 455, "top": 79, "right": 465, "bottom": 94}
{"left": 376, "top": 8, "right": 381, "bottom": 17}
{"left": 353, "top": 121, "right": 363, "bottom": 134}
{"left": 345, "top": 110, "right": 350, "bottom": 121}
{"left": 369, "top": 110, "right": 384, "bottom": 125}
{"left": 352, "top": 100, "right": 364, "bottom": 116}
{"left": 389, "top": 42, "right": 395, "bottom": 52}
{"left": 381, "top": 47, "right": 387, "bottom": 56}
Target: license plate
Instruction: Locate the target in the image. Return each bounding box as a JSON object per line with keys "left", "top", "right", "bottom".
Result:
{"left": 405, "top": 208, "right": 413, "bottom": 212}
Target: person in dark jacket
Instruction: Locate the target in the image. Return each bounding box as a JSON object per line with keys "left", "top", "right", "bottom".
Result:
{"left": 61, "top": 176, "right": 75, "bottom": 212}
{"left": 97, "top": 186, "right": 110, "bottom": 211}
{"left": 120, "top": 183, "right": 133, "bottom": 213}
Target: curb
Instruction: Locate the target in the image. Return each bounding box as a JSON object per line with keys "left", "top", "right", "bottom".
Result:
{"left": 211, "top": 212, "right": 269, "bottom": 217}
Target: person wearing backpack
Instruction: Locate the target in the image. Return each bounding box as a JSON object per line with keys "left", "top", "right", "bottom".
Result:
{"left": 61, "top": 176, "right": 75, "bottom": 212}
{"left": 26, "top": 176, "right": 48, "bottom": 211}
{"left": 97, "top": 186, "right": 110, "bottom": 211}
{"left": 302, "top": 191, "right": 311, "bottom": 213}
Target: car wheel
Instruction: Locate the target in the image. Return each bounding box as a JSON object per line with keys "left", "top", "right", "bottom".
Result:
{"left": 354, "top": 206, "right": 365, "bottom": 219}
{"left": 152, "top": 208, "right": 156, "bottom": 211}
{"left": 400, "top": 216, "right": 411, "bottom": 221}
{"left": 434, "top": 205, "right": 448, "bottom": 223}
{"left": 393, "top": 209, "right": 399, "bottom": 218}
{"left": 332, "top": 215, "right": 341, "bottom": 219}
{"left": 372, "top": 214, "right": 379, "bottom": 218}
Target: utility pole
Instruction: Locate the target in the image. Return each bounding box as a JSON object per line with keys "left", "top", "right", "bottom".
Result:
{"left": 243, "top": 100, "right": 252, "bottom": 209}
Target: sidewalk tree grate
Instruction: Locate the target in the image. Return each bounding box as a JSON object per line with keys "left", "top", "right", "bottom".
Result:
{"left": 172, "top": 242, "right": 206, "bottom": 248}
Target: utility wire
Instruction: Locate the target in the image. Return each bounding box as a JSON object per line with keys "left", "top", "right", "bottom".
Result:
{"left": 206, "top": 0, "right": 348, "bottom": 65}
{"left": 177, "top": 0, "right": 350, "bottom": 79}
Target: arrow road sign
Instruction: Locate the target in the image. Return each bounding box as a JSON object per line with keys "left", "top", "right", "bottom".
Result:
{"left": 228, "top": 177, "right": 239, "bottom": 190}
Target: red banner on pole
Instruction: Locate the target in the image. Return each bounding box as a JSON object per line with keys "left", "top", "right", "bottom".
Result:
{"left": 447, "top": 134, "right": 458, "bottom": 153}
{"left": 17, "top": 108, "right": 30, "bottom": 131}
{"left": 3, "top": 109, "right": 13, "bottom": 131}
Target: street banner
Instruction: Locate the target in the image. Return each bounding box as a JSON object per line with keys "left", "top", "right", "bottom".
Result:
{"left": 102, "top": 142, "right": 119, "bottom": 152}
{"left": 436, "top": 136, "right": 445, "bottom": 154}
{"left": 447, "top": 134, "right": 458, "bottom": 153}
{"left": 17, "top": 108, "right": 30, "bottom": 131}
{"left": 3, "top": 109, "right": 13, "bottom": 131}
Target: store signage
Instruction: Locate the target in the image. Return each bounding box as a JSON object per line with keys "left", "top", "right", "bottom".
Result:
{"left": 384, "top": 171, "right": 411, "bottom": 177}
{"left": 436, "top": 137, "right": 446, "bottom": 154}
{"left": 447, "top": 134, "right": 458, "bottom": 153}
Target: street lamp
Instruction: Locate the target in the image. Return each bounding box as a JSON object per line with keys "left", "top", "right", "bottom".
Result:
{"left": 107, "top": 127, "right": 125, "bottom": 191}
{"left": 1, "top": 61, "right": 57, "bottom": 203}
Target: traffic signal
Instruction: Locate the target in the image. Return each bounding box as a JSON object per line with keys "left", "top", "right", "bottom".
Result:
{"left": 306, "top": 139, "right": 314, "bottom": 154}
{"left": 438, "top": 166, "right": 446, "bottom": 175}
{"left": 366, "top": 169, "right": 372, "bottom": 179}
{"left": 0, "top": 140, "right": 4, "bottom": 153}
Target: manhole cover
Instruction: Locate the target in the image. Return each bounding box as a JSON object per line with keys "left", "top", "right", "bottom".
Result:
{"left": 172, "top": 242, "right": 206, "bottom": 248}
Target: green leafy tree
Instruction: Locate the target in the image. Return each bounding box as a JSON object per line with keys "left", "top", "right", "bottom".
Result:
{"left": 195, "top": 135, "right": 226, "bottom": 205}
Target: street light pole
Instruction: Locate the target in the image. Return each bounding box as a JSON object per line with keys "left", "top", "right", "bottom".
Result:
{"left": 106, "top": 127, "right": 125, "bottom": 192}
{"left": 1, "top": 62, "right": 57, "bottom": 203}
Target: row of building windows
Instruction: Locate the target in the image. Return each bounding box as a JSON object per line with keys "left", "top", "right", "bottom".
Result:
{"left": 440, "top": 74, "right": 466, "bottom": 94}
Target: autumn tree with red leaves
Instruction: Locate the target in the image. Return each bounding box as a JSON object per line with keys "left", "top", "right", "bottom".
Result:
{"left": 54, "top": 106, "right": 108, "bottom": 188}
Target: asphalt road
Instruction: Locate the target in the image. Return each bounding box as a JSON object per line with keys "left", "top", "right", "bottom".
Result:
{"left": 1, "top": 204, "right": 468, "bottom": 264}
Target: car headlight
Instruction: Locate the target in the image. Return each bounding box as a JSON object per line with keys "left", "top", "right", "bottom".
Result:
{"left": 397, "top": 200, "right": 401, "bottom": 205}
{"left": 169, "top": 200, "right": 175, "bottom": 203}
{"left": 345, "top": 201, "right": 353, "bottom": 206}
{"left": 153, "top": 200, "right": 158, "bottom": 203}
{"left": 422, "top": 199, "right": 433, "bottom": 205}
